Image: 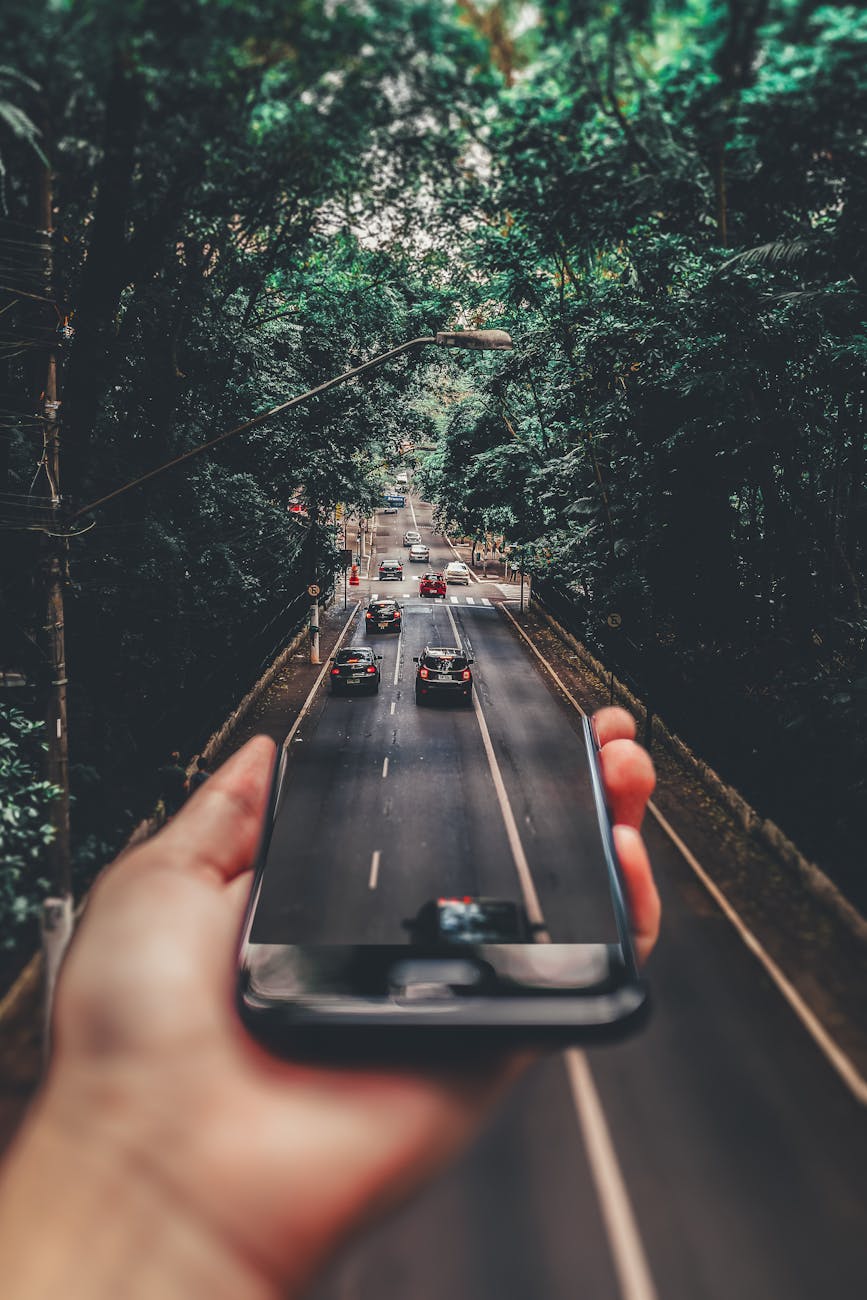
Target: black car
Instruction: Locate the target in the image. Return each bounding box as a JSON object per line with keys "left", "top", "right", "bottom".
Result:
{"left": 378, "top": 559, "right": 403, "bottom": 581}
{"left": 405, "top": 897, "right": 533, "bottom": 946}
{"left": 365, "top": 599, "right": 402, "bottom": 634}
{"left": 413, "top": 645, "right": 474, "bottom": 705}
{"left": 329, "top": 647, "right": 382, "bottom": 694}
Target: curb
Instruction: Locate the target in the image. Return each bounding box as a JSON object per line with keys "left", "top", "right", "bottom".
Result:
{"left": 532, "top": 602, "right": 867, "bottom": 946}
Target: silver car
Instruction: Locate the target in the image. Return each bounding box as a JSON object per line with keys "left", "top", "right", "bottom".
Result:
{"left": 403, "top": 530, "right": 422, "bottom": 546}
{"left": 444, "top": 561, "right": 470, "bottom": 585}
{"left": 409, "top": 543, "right": 430, "bottom": 563}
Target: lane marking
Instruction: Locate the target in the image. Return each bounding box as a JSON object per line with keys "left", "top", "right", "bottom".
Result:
{"left": 390, "top": 701, "right": 396, "bottom": 716}
{"left": 381, "top": 756, "right": 389, "bottom": 779}
{"left": 368, "top": 850, "right": 381, "bottom": 890}
{"left": 283, "top": 602, "right": 360, "bottom": 752}
{"left": 465, "top": 596, "right": 475, "bottom": 605}
{"left": 565, "top": 1051, "right": 659, "bottom": 1300}
{"left": 498, "top": 600, "right": 867, "bottom": 1106}
{"left": 443, "top": 599, "right": 658, "bottom": 1298}
{"left": 443, "top": 603, "right": 545, "bottom": 930}
{"left": 393, "top": 632, "right": 402, "bottom": 686}
{"left": 408, "top": 494, "right": 419, "bottom": 530}
{"left": 482, "top": 597, "right": 492, "bottom": 606}
{"left": 450, "top": 595, "right": 458, "bottom": 604}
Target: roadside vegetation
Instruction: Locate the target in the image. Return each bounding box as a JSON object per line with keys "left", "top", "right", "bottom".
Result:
{"left": 0, "top": 1, "right": 864, "bottom": 952}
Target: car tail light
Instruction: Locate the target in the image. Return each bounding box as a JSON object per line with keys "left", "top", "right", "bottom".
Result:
{"left": 419, "top": 667, "right": 429, "bottom": 679}
{"left": 366, "top": 665, "right": 377, "bottom": 674}
{"left": 331, "top": 668, "right": 340, "bottom": 676}
{"left": 462, "top": 669, "right": 471, "bottom": 681}
{"left": 365, "top": 612, "right": 372, "bottom": 619}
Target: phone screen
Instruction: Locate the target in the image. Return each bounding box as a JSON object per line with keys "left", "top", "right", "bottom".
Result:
{"left": 241, "top": 712, "right": 637, "bottom": 1013}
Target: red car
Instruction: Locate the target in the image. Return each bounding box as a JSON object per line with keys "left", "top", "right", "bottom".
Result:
{"left": 419, "top": 571, "right": 446, "bottom": 598}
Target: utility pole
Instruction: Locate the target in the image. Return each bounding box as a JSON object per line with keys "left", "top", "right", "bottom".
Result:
{"left": 38, "top": 139, "right": 74, "bottom": 1029}
{"left": 308, "top": 506, "right": 320, "bottom": 664}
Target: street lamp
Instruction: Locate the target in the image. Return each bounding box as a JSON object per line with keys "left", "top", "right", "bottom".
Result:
{"left": 69, "top": 329, "right": 513, "bottom": 521}
{"left": 67, "top": 327, "right": 513, "bottom": 665}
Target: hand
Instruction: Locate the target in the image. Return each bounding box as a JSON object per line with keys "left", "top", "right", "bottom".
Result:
{"left": 0, "top": 708, "right": 658, "bottom": 1299}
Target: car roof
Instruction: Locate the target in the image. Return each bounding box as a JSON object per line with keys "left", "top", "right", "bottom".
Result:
{"left": 445, "top": 560, "right": 467, "bottom": 568}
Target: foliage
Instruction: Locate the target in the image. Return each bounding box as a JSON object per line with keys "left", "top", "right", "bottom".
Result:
{"left": 0, "top": 0, "right": 864, "bottom": 902}
{"left": 0, "top": 706, "right": 56, "bottom": 947}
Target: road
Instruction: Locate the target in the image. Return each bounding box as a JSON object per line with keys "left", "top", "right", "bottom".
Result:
{"left": 256, "top": 497, "right": 867, "bottom": 1299}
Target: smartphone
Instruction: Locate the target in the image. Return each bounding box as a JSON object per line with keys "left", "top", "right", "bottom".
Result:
{"left": 237, "top": 713, "right": 649, "bottom": 1059}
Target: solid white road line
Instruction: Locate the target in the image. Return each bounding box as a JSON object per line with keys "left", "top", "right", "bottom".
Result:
{"left": 442, "top": 599, "right": 658, "bottom": 1299}
{"left": 498, "top": 600, "right": 867, "bottom": 1107}
{"left": 443, "top": 602, "right": 545, "bottom": 929}
{"left": 283, "top": 602, "right": 360, "bottom": 752}
{"left": 368, "top": 850, "right": 381, "bottom": 890}
{"left": 408, "top": 495, "right": 419, "bottom": 530}
{"left": 382, "top": 756, "right": 389, "bottom": 779}
{"left": 565, "top": 1052, "right": 659, "bottom": 1300}
{"left": 393, "top": 633, "right": 402, "bottom": 686}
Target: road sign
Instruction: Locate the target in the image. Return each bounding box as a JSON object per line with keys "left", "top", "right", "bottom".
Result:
{"left": 606, "top": 613, "right": 622, "bottom": 629}
{"left": 307, "top": 584, "right": 320, "bottom": 598}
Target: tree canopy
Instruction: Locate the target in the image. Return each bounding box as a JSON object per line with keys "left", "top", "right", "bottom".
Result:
{"left": 1, "top": 0, "right": 865, "bottom": 934}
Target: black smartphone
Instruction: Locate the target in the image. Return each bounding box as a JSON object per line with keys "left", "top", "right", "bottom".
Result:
{"left": 237, "top": 712, "right": 648, "bottom": 1059}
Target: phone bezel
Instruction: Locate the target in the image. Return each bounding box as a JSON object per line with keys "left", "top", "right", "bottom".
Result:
{"left": 237, "top": 713, "right": 648, "bottom": 1052}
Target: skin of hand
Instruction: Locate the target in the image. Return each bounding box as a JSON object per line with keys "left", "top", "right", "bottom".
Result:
{"left": 0, "top": 706, "right": 658, "bottom": 1300}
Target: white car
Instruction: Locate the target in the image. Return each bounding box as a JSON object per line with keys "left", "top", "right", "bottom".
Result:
{"left": 409, "top": 543, "right": 430, "bottom": 563}
{"left": 403, "top": 530, "right": 422, "bottom": 546}
{"left": 444, "top": 561, "right": 470, "bottom": 585}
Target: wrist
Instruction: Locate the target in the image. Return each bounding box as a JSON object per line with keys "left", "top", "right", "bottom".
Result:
{"left": 0, "top": 1077, "right": 281, "bottom": 1300}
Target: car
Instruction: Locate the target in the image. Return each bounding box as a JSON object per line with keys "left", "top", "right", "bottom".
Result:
{"left": 403, "top": 530, "right": 422, "bottom": 546}
{"left": 378, "top": 559, "right": 403, "bottom": 581}
{"left": 404, "top": 897, "right": 533, "bottom": 946}
{"left": 419, "top": 572, "right": 446, "bottom": 598}
{"left": 329, "top": 647, "right": 382, "bottom": 694}
{"left": 444, "top": 561, "right": 470, "bottom": 585}
{"left": 409, "top": 543, "right": 430, "bottom": 563}
{"left": 413, "top": 645, "right": 473, "bottom": 705}
{"left": 381, "top": 504, "right": 398, "bottom": 515}
{"left": 365, "top": 599, "right": 402, "bottom": 634}
{"left": 395, "top": 472, "right": 409, "bottom": 487}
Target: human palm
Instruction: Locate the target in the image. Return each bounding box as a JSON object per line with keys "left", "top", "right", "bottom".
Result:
{"left": 48, "top": 709, "right": 657, "bottom": 1296}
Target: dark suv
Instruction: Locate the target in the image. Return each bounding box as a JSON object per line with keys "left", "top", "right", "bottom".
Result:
{"left": 365, "top": 599, "right": 402, "bottom": 634}
{"left": 413, "top": 645, "right": 474, "bottom": 705}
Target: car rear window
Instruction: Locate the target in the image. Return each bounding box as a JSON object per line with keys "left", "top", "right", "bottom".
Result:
{"left": 336, "top": 650, "right": 371, "bottom": 664}
{"left": 424, "top": 653, "right": 467, "bottom": 670}
{"left": 369, "top": 602, "right": 396, "bottom": 612}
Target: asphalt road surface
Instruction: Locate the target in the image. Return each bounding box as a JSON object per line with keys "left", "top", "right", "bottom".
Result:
{"left": 255, "top": 497, "right": 867, "bottom": 1300}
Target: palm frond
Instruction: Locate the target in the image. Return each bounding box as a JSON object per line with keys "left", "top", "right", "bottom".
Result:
{"left": 720, "top": 239, "right": 813, "bottom": 273}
